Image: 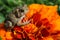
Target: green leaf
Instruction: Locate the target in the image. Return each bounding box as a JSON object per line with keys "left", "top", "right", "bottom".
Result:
{"left": 0, "top": 13, "right": 5, "bottom": 23}
{"left": 7, "top": 0, "right": 23, "bottom": 6}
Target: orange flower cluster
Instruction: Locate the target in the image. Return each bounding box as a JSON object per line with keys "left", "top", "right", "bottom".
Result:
{"left": 0, "top": 29, "right": 13, "bottom": 40}
{"left": 0, "top": 23, "right": 13, "bottom": 40}
{"left": 0, "top": 4, "right": 60, "bottom": 40}
{"left": 24, "top": 4, "right": 60, "bottom": 40}
{"left": 25, "top": 4, "right": 60, "bottom": 32}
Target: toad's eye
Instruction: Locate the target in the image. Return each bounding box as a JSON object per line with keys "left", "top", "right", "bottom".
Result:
{"left": 14, "top": 11, "right": 21, "bottom": 18}
{"left": 17, "top": 8, "right": 24, "bottom": 12}
{"left": 20, "top": 9, "right": 24, "bottom": 12}
{"left": 15, "top": 9, "right": 24, "bottom": 18}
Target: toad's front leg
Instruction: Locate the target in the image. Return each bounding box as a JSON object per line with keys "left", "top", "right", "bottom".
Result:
{"left": 17, "top": 15, "right": 31, "bottom": 26}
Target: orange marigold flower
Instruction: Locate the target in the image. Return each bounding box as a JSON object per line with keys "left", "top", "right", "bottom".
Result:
{"left": 6, "top": 31, "right": 12, "bottom": 40}
{"left": 43, "top": 36, "right": 54, "bottom": 40}
{"left": 51, "top": 17, "right": 60, "bottom": 32}
{"left": 22, "top": 23, "right": 38, "bottom": 33}
{"left": 32, "top": 13, "right": 41, "bottom": 24}
{"left": 28, "top": 4, "right": 42, "bottom": 12}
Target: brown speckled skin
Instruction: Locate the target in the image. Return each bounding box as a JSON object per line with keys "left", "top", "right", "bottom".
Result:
{"left": 4, "top": 5, "right": 30, "bottom": 30}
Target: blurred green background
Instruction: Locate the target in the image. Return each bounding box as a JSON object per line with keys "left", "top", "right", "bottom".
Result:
{"left": 0, "top": 0, "right": 60, "bottom": 23}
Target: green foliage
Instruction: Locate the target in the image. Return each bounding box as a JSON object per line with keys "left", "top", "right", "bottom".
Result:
{"left": 0, "top": 13, "right": 5, "bottom": 23}
{"left": 22, "top": 0, "right": 57, "bottom": 5}
{"left": 0, "top": 0, "right": 23, "bottom": 16}
{"left": 0, "top": 0, "right": 60, "bottom": 23}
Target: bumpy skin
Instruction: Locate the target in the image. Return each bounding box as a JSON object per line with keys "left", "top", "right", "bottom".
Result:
{"left": 4, "top": 5, "right": 30, "bottom": 29}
